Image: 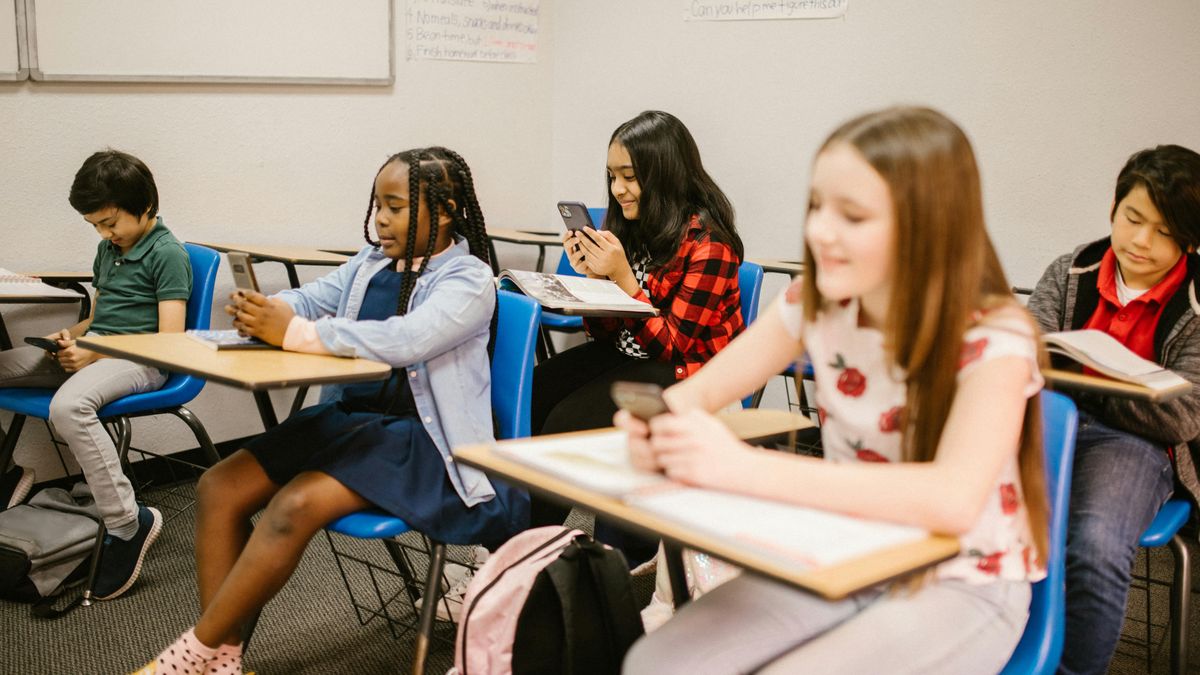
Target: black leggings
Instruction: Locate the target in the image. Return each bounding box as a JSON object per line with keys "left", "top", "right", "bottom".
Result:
{"left": 530, "top": 340, "right": 676, "bottom": 565}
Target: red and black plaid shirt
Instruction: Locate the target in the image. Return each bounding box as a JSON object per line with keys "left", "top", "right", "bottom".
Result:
{"left": 585, "top": 215, "right": 744, "bottom": 379}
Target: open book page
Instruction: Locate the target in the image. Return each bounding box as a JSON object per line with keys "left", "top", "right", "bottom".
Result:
{"left": 0, "top": 268, "right": 85, "bottom": 298}
{"left": 629, "top": 488, "right": 929, "bottom": 570}
{"left": 1043, "top": 330, "right": 1188, "bottom": 392}
{"left": 498, "top": 269, "right": 656, "bottom": 315}
{"left": 491, "top": 430, "right": 669, "bottom": 497}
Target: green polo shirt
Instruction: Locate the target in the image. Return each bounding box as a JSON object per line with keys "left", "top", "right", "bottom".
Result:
{"left": 90, "top": 218, "right": 192, "bottom": 335}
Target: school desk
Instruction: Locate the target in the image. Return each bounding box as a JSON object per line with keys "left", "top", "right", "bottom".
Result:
{"left": 0, "top": 274, "right": 87, "bottom": 350}
{"left": 77, "top": 333, "right": 390, "bottom": 429}
{"left": 485, "top": 227, "right": 562, "bottom": 275}
{"left": 1042, "top": 367, "right": 1187, "bottom": 403}
{"left": 747, "top": 256, "right": 803, "bottom": 277}
{"left": 189, "top": 242, "right": 349, "bottom": 289}
{"left": 453, "top": 410, "right": 961, "bottom": 603}
{"left": 23, "top": 272, "right": 94, "bottom": 321}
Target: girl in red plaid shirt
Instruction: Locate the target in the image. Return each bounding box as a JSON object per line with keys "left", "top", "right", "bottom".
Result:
{"left": 531, "top": 110, "right": 745, "bottom": 565}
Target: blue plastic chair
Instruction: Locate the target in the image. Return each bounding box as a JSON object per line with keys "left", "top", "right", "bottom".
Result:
{"left": 1131, "top": 497, "right": 1191, "bottom": 674}
{"left": 737, "top": 261, "right": 764, "bottom": 409}
{"left": 0, "top": 243, "right": 222, "bottom": 491}
{"left": 999, "top": 391, "right": 1078, "bottom": 674}
{"left": 325, "top": 290, "right": 541, "bottom": 674}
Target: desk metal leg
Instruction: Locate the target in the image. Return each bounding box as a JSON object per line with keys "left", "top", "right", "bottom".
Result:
{"left": 664, "top": 542, "right": 690, "bottom": 609}
{"left": 253, "top": 392, "right": 279, "bottom": 430}
{"left": 535, "top": 244, "right": 547, "bottom": 273}
{"left": 0, "top": 313, "right": 11, "bottom": 350}
{"left": 0, "top": 414, "right": 25, "bottom": 472}
{"left": 283, "top": 262, "right": 301, "bottom": 290}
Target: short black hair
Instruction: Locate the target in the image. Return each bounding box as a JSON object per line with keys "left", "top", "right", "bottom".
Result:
{"left": 69, "top": 150, "right": 159, "bottom": 219}
{"left": 1111, "top": 144, "right": 1200, "bottom": 249}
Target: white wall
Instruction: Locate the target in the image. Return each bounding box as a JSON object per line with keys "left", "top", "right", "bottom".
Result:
{"left": 550, "top": 0, "right": 1200, "bottom": 289}
{"left": 0, "top": 6, "right": 556, "bottom": 479}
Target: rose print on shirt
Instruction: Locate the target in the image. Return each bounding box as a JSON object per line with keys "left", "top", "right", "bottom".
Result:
{"left": 830, "top": 354, "right": 867, "bottom": 397}
{"left": 817, "top": 406, "right": 828, "bottom": 425}
{"left": 971, "top": 550, "right": 1003, "bottom": 576}
{"left": 878, "top": 406, "right": 905, "bottom": 433}
{"left": 848, "top": 439, "right": 888, "bottom": 463}
{"left": 959, "top": 337, "right": 989, "bottom": 369}
{"left": 999, "top": 483, "right": 1019, "bottom": 515}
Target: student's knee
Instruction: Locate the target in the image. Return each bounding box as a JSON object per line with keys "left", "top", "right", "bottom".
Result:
{"left": 1066, "top": 514, "right": 1139, "bottom": 581}
{"left": 47, "top": 391, "right": 97, "bottom": 430}
{"left": 260, "top": 486, "right": 323, "bottom": 538}
{"left": 196, "top": 454, "right": 263, "bottom": 517}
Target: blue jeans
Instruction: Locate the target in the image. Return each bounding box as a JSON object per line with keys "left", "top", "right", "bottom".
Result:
{"left": 1060, "top": 411, "right": 1175, "bottom": 675}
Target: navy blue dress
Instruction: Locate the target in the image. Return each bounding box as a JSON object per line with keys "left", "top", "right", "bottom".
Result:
{"left": 246, "top": 265, "right": 527, "bottom": 547}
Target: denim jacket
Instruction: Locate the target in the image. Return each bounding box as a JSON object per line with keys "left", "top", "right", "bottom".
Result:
{"left": 275, "top": 238, "right": 498, "bottom": 507}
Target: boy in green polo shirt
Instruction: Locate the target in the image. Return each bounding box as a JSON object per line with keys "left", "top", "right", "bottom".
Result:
{"left": 0, "top": 150, "right": 191, "bottom": 600}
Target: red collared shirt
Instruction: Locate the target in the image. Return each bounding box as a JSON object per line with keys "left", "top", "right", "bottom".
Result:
{"left": 1083, "top": 247, "right": 1188, "bottom": 362}
{"left": 585, "top": 214, "right": 744, "bottom": 379}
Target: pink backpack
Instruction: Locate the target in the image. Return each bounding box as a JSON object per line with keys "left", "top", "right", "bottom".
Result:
{"left": 451, "top": 526, "right": 643, "bottom": 675}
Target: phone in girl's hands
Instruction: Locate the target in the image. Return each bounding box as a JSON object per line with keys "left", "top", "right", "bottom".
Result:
{"left": 227, "top": 251, "right": 260, "bottom": 293}
{"left": 611, "top": 381, "right": 670, "bottom": 422}
{"left": 557, "top": 201, "right": 596, "bottom": 232}
{"left": 24, "top": 336, "right": 61, "bottom": 353}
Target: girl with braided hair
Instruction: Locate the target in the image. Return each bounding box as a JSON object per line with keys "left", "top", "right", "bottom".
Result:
{"left": 134, "top": 147, "right": 525, "bottom": 675}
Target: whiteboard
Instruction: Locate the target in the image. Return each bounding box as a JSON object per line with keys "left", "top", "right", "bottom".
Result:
{"left": 25, "top": 0, "right": 393, "bottom": 85}
{"left": 0, "top": 0, "right": 26, "bottom": 80}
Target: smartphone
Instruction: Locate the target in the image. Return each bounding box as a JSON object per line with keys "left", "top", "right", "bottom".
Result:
{"left": 24, "top": 336, "right": 61, "bottom": 354}
{"left": 611, "top": 381, "right": 670, "bottom": 422}
{"left": 557, "top": 201, "right": 596, "bottom": 232}
{"left": 227, "top": 251, "right": 260, "bottom": 293}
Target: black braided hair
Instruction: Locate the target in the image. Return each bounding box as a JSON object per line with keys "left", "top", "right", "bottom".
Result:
{"left": 360, "top": 147, "right": 491, "bottom": 318}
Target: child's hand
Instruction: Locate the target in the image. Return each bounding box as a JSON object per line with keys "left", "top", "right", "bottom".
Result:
{"left": 231, "top": 291, "right": 294, "bottom": 345}
{"left": 614, "top": 409, "right": 660, "bottom": 473}
{"left": 574, "top": 230, "right": 633, "bottom": 285}
{"left": 647, "top": 410, "right": 752, "bottom": 489}
{"left": 57, "top": 343, "right": 97, "bottom": 372}
{"left": 561, "top": 232, "right": 594, "bottom": 276}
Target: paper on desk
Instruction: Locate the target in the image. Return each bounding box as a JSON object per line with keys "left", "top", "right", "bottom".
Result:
{"left": 492, "top": 430, "right": 670, "bottom": 497}
{"left": 630, "top": 488, "right": 928, "bottom": 570}
{"left": 0, "top": 268, "right": 84, "bottom": 298}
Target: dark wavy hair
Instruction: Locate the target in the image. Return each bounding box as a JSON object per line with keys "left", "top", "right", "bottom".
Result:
{"left": 360, "top": 147, "right": 490, "bottom": 316}
{"left": 69, "top": 149, "right": 159, "bottom": 219}
{"left": 1111, "top": 145, "right": 1200, "bottom": 250}
{"left": 604, "top": 111, "right": 742, "bottom": 269}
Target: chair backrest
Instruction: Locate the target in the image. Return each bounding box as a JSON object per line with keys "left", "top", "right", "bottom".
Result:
{"left": 154, "top": 244, "right": 220, "bottom": 398}
{"left": 587, "top": 207, "right": 606, "bottom": 230}
{"left": 554, "top": 208, "right": 606, "bottom": 279}
{"left": 738, "top": 261, "right": 764, "bottom": 408}
{"left": 999, "top": 390, "right": 1077, "bottom": 674}
{"left": 493, "top": 291, "right": 541, "bottom": 440}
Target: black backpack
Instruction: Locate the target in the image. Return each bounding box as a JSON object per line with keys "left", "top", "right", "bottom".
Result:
{"left": 453, "top": 526, "right": 645, "bottom": 675}
{"left": 0, "top": 485, "right": 102, "bottom": 617}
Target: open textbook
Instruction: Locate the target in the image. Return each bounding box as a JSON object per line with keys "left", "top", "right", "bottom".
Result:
{"left": 0, "top": 268, "right": 85, "bottom": 299}
{"left": 1043, "top": 330, "right": 1190, "bottom": 398}
{"left": 497, "top": 269, "right": 658, "bottom": 317}
{"left": 487, "top": 419, "right": 943, "bottom": 578}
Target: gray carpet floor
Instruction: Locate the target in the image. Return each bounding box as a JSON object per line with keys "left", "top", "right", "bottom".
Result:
{"left": 0, "top": 480, "right": 1195, "bottom": 674}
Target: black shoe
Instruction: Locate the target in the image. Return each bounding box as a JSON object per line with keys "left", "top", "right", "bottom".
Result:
{"left": 0, "top": 465, "right": 34, "bottom": 509}
{"left": 93, "top": 506, "right": 162, "bottom": 600}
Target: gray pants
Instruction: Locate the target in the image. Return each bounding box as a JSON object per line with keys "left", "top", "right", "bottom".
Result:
{"left": 624, "top": 574, "right": 1030, "bottom": 675}
{"left": 0, "top": 345, "right": 166, "bottom": 532}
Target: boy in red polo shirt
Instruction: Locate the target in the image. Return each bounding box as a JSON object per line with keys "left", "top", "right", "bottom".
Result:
{"left": 1029, "top": 144, "right": 1200, "bottom": 675}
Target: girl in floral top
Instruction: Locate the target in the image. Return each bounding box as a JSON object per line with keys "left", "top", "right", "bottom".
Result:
{"left": 620, "top": 107, "right": 1050, "bottom": 674}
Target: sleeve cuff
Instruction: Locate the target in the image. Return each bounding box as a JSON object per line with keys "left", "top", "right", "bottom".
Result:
{"left": 282, "top": 316, "right": 331, "bottom": 355}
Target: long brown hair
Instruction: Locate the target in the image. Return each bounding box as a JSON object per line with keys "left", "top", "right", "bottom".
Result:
{"left": 802, "top": 106, "right": 1049, "bottom": 562}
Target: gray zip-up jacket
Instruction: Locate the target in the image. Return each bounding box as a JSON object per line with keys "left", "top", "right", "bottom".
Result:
{"left": 1027, "top": 237, "right": 1200, "bottom": 504}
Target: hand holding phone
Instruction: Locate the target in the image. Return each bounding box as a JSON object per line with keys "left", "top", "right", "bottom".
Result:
{"left": 24, "top": 336, "right": 61, "bottom": 354}
{"left": 611, "top": 381, "right": 670, "bottom": 422}
{"left": 227, "top": 251, "right": 260, "bottom": 293}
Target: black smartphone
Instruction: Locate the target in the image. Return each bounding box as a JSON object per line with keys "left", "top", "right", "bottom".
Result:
{"left": 227, "top": 251, "right": 260, "bottom": 293}
{"left": 611, "top": 381, "right": 670, "bottom": 422}
{"left": 557, "top": 201, "right": 596, "bottom": 232}
{"left": 24, "top": 336, "right": 61, "bottom": 354}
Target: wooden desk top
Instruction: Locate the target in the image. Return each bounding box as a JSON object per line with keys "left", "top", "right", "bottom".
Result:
{"left": 748, "top": 257, "right": 803, "bottom": 276}
{"left": 190, "top": 242, "right": 350, "bottom": 266}
{"left": 78, "top": 333, "right": 391, "bottom": 391}
{"left": 455, "top": 415, "right": 959, "bottom": 600}
{"left": 1043, "top": 368, "right": 1183, "bottom": 402}
{"left": 486, "top": 227, "right": 563, "bottom": 246}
